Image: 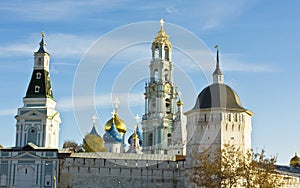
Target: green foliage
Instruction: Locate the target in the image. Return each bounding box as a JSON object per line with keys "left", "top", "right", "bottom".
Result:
{"left": 82, "top": 134, "right": 107, "bottom": 152}
{"left": 190, "top": 144, "right": 293, "bottom": 188}
{"left": 0, "top": 144, "right": 3, "bottom": 149}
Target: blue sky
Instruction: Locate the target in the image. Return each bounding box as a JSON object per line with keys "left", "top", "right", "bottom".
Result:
{"left": 0, "top": 0, "right": 299, "bottom": 165}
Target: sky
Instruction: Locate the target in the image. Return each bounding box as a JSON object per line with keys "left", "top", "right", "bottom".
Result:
{"left": 0, "top": 0, "right": 299, "bottom": 165}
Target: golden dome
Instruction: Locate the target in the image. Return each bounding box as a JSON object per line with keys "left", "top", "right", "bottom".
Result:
{"left": 152, "top": 19, "right": 172, "bottom": 49}
{"left": 105, "top": 114, "right": 127, "bottom": 134}
{"left": 290, "top": 153, "right": 300, "bottom": 167}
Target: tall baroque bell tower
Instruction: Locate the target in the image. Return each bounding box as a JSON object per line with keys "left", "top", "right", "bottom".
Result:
{"left": 15, "top": 33, "right": 61, "bottom": 148}
{"left": 142, "top": 19, "right": 184, "bottom": 155}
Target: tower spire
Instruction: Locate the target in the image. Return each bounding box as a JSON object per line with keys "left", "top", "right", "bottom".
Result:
{"left": 26, "top": 32, "right": 53, "bottom": 99}
{"left": 90, "top": 114, "right": 100, "bottom": 136}
{"left": 213, "top": 45, "right": 224, "bottom": 84}
{"left": 37, "top": 31, "right": 47, "bottom": 53}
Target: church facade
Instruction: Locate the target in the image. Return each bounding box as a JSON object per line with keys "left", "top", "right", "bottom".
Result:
{"left": 1, "top": 20, "right": 299, "bottom": 187}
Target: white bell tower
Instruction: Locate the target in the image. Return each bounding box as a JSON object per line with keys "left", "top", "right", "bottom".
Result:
{"left": 15, "top": 33, "right": 61, "bottom": 148}
{"left": 142, "top": 19, "right": 181, "bottom": 154}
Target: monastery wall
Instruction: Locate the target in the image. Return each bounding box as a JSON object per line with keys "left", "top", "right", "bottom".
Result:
{"left": 59, "top": 157, "right": 186, "bottom": 188}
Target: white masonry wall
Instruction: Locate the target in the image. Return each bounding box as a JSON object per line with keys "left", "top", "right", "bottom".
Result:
{"left": 59, "top": 157, "right": 186, "bottom": 188}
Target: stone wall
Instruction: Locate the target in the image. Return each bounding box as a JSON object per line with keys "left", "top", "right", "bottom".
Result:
{"left": 59, "top": 157, "right": 186, "bottom": 188}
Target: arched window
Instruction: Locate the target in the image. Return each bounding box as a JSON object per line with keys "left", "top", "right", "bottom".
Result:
{"left": 27, "top": 127, "right": 37, "bottom": 145}
{"left": 167, "top": 133, "right": 172, "bottom": 146}
{"left": 164, "top": 46, "right": 169, "bottom": 60}
{"left": 38, "top": 58, "right": 42, "bottom": 65}
{"left": 45, "top": 174, "right": 51, "bottom": 186}
{"left": 36, "top": 72, "right": 42, "bottom": 79}
{"left": 35, "top": 85, "right": 40, "bottom": 93}
{"left": 165, "top": 99, "right": 171, "bottom": 114}
{"left": 154, "top": 47, "right": 159, "bottom": 58}
{"left": 154, "top": 70, "right": 158, "bottom": 82}
{"left": 164, "top": 69, "right": 168, "bottom": 81}
{"left": 148, "top": 133, "right": 153, "bottom": 146}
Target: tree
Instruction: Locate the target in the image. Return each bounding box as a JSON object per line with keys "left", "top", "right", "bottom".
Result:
{"left": 0, "top": 144, "right": 3, "bottom": 149}
{"left": 62, "top": 140, "right": 84, "bottom": 152}
{"left": 82, "top": 134, "right": 107, "bottom": 152}
{"left": 189, "top": 144, "right": 293, "bottom": 188}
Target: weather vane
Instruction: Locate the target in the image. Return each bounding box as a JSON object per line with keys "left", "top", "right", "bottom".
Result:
{"left": 41, "top": 31, "right": 45, "bottom": 39}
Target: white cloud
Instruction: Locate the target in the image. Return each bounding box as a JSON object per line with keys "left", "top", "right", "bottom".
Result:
{"left": 221, "top": 53, "right": 278, "bottom": 73}
{"left": 0, "top": 43, "right": 35, "bottom": 56}
{"left": 0, "top": 33, "right": 95, "bottom": 59}
{"left": 0, "top": 33, "right": 274, "bottom": 75}
{"left": 0, "top": 108, "right": 16, "bottom": 116}
{"left": 47, "top": 33, "right": 95, "bottom": 58}
{"left": 0, "top": 1, "right": 128, "bottom": 22}
{"left": 57, "top": 93, "right": 144, "bottom": 112}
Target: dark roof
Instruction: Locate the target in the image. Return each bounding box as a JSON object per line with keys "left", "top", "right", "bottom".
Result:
{"left": 89, "top": 126, "right": 101, "bottom": 137}
{"left": 276, "top": 165, "right": 300, "bottom": 176}
{"left": 193, "top": 83, "right": 245, "bottom": 110}
{"left": 25, "top": 70, "right": 54, "bottom": 99}
{"left": 37, "top": 38, "right": 48, "bottom": 53}
{"left": 213, "top": 67, "right": 223, "bottom": 76}
{"left": 0, "top": 143, "right": 57, "bottom": 152}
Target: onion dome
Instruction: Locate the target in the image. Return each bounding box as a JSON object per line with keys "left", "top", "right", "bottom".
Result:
{"left": 290, "top": 153, "right": 300, "bottom": 167}
{"left": 90, "top": 126, "right": 100, "bottom": 137}
{"left": 89, "top": 114, "right": 101, "bottom": 137}
{"left": 105, "top": 113, "right": 127, "bottom": 135}
{"left": 128, "top": 126, "right": 143, "bottom": 146}
{"left": 103, "top": 121, "right": 123, "bottom": 143}
{"left": 152, "top": 18, "right": 172, "bottom": 49}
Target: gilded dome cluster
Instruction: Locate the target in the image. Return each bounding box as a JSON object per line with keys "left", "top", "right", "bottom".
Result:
{"left": 152, "top": 19, "right": 172, "bottom": 49}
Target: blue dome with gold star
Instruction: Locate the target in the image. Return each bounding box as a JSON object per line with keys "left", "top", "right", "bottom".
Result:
{"left": 128, "top": 126, "right": 143, "bottom": 146}
{"left": 103, "top": 116, "right": 123, "bottom": 143}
